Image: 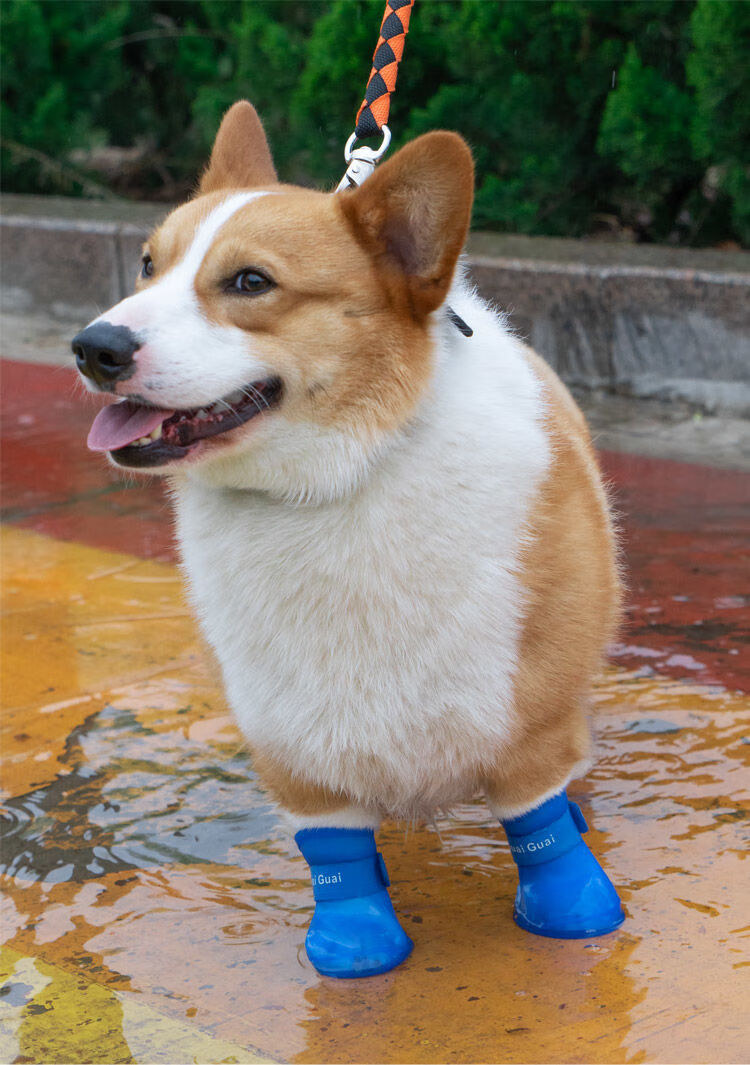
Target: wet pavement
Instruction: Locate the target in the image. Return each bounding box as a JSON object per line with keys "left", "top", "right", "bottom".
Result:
{"left": 1, "top": 357, "right": 749, "bottom": 1064}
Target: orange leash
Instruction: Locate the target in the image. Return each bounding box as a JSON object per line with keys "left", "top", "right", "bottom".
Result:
{"left": 337, "top": 0, "right": 415, "bottom": 190}
{"left": 335, "top": 0, "right": 472, "bottom": 338}
{"left": 354, "top": 0, "right": 415, "bottom": 140}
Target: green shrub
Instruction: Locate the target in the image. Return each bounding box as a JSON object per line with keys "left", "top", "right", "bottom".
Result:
{"left": 597, "top": 42, "right": 698, "bottom": 239}
{"left": 1, "top": 0, "right": 132, "bottom": 195}
{"left": 402, "top": 1, "right": 628, "bottom": 236}
{"left": 1, "top": 0, "right": 747, "bottom": 245}
{"left": 688, "top": 0, "right": 750, "bottom": 244}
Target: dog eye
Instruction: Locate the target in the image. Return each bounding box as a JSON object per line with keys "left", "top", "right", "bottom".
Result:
{"left": 229, "top": 270, "right": 275, "bottom": 295}
{"left": 141, "top": 254, "right": 154, "bottom": 279}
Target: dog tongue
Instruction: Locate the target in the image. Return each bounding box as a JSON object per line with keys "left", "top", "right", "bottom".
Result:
{"left": 88, "top": 400, "right": 174, "bottom": 452}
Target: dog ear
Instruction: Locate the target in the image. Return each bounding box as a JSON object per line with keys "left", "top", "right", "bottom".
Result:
{"left": 198, "top": 101, "right": 277, "bottom": 193}
{"left": 338, "top": 131, "right": 474, "bottom": 318}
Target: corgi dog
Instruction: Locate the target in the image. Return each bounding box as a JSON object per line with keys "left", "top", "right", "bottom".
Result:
{"left": 73, "top": 101, "right": 624, "bottom": 978}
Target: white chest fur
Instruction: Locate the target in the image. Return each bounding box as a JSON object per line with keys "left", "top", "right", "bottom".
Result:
{"left": 173, "top": 294, "right": 551, "bottom": 817}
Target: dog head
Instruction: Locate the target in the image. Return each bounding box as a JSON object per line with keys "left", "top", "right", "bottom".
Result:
{"left": 73, "top": 101, "right": 473, "bottom": 500}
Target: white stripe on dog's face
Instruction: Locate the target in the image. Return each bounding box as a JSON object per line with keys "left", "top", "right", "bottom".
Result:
{"left": 153, "top": 191, "right": 266, "bottom": 294}
{"left": 88, "top": 191, "right": 273, "bottom": 407}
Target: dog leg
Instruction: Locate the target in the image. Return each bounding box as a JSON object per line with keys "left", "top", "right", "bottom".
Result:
{"left": 254, "top": 754, "right": 413, "bottom": 977}
{"left": 294, "top": 818, "right": 414, "bottom": 978}
{"left": 488, "top": 787, "right": 624, "bottom": 939}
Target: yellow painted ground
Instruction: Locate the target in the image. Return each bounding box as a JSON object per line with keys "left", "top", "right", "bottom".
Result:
{"left": 1, "top": 526, "right": 749, "bottom": 1064}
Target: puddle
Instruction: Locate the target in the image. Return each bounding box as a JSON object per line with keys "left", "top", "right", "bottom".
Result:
{"left": 1, "top": 706, "right": 278, "bottom": 884}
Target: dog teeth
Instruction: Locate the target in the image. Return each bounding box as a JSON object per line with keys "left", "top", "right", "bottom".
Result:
{"left": 131, "top": 424, "right": 163, "bottom": 447}
{"left": 195, "top": 408, "right": 210, "bottom": 420}
{"left": 224, "top": 390, "right": 244, "bottom": 405}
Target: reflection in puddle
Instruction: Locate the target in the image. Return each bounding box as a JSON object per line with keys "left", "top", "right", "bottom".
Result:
{"left": 1, "top": 706, "right": 279, "bottom": 884}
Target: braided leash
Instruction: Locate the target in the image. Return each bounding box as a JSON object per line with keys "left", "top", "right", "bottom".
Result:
{"left": 336, "top": 0, "right": 415, "bottom": 191}
{"left": 334, "top": 0, "right": 472, "bottom": 338}
{"left": 355, "top": 0, "right": 415, "bottom": 140}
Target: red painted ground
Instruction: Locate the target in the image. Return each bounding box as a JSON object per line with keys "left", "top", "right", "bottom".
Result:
{"left": 600, "top": 451, "right": 749, "bottom": 693}
{"left": 1, "top": 359, "right": 175, "bottom": 561}
{"left": 2, "top": 358, "right": 748, "bottom": 692}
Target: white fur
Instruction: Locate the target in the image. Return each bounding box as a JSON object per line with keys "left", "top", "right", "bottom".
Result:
{"left": 282, "top": 806, "right": 382, "bottom": 833}
{"left": 486, "top": 761, "right": 592, "bottom": 822}
{"left": 173, "top": 281, "right": 552, "bottom": 822}
{"left": 86, "top": 192, "right": 274, "bottom": 408}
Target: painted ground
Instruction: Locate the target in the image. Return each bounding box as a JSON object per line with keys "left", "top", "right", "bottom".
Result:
{"left": 1, "top": 358, "right": 748, "bottom": 1064}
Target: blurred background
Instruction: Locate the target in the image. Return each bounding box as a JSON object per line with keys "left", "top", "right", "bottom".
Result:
{"left": 2, "top": 0, "right": 748, "bottom": 247}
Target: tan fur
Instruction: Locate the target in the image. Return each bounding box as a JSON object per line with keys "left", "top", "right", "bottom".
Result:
{"left": 251, "top": 751, "right": 350, "bottom": 817}
{"left": 484, "top": 352, "right": 621, "bottom": 812}
{"left": 139, "top": 192, "right": 243, "bottom": 281}
{"left": 198, "top": 101, "right": 277, "bottom": 194}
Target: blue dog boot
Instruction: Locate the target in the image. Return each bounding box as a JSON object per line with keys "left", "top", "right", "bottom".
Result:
{"left": 295, "top": 827, "right": 413, "bottom": 978}
{"left": 501, "top": 791, "right": 624, "bottom": 939}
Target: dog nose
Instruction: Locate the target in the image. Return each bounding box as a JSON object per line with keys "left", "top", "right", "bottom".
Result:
{"left": 71, "top": 322, "right": 140, "bottom": 388}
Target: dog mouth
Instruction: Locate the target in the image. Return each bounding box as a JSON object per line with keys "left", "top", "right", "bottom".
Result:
{"left": 87, "top": 377, "right": 283, "bottom": 468}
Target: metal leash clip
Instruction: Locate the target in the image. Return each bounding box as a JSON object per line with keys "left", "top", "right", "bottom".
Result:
{"left": 336, "top": 126, "right": 392, "bottom": 192}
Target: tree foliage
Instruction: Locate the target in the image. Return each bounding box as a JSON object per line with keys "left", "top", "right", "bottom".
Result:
{"left": 1, "top": 0, "right": 747, "bottom": 245}
{"left": 687, "top": 0, "right": 750, "bottom": 244}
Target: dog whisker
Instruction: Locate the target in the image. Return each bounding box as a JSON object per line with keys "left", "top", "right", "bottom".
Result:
{"left": 238, "top": 384, "right": 270, "bottom": 418}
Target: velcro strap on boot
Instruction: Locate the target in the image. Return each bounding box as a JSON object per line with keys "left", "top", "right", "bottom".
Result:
{"left": 506, "top": 802, "right": 588, "bottom": 867}
{"left": 309, "top": 852, "right": 391, "bottom": 901}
